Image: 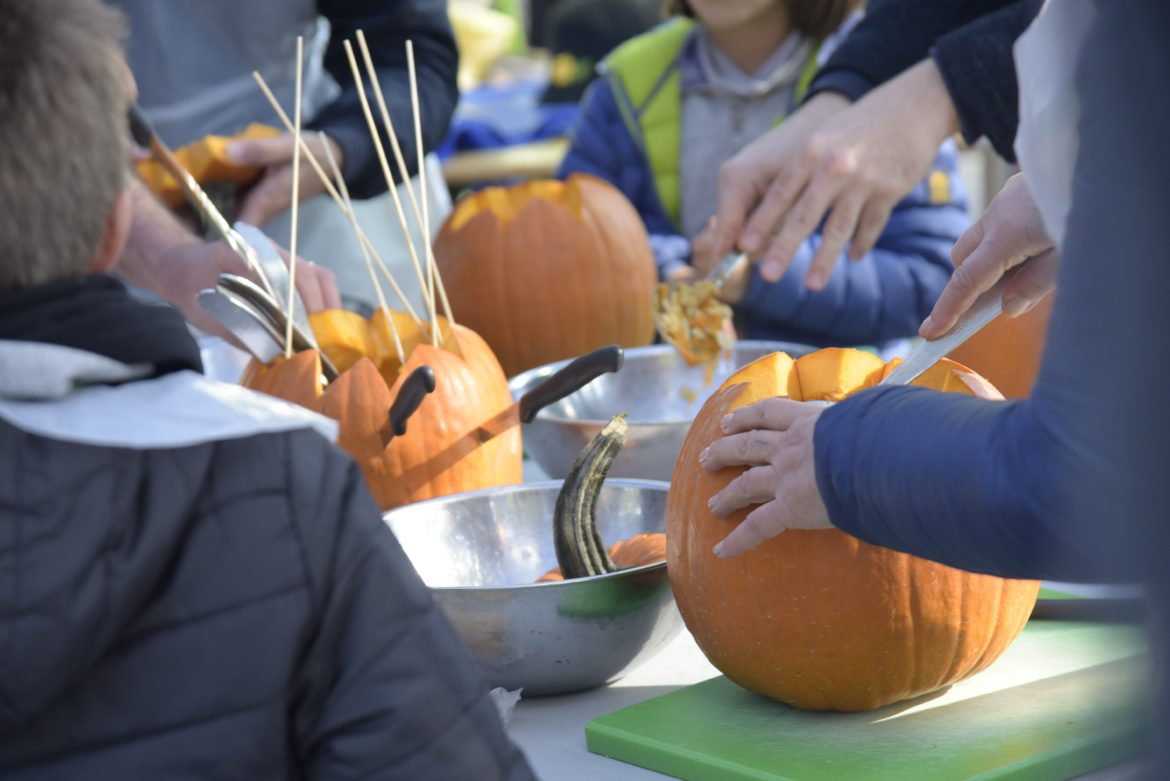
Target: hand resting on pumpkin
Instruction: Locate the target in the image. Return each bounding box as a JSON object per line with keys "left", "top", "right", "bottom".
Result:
{"left": 700, "top": 398, "right": 833, "bottom": 558}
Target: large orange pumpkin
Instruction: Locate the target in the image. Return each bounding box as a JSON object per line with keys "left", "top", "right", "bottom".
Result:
{"left": 667, "top": 348, "right": 1040, "bottom": 711}
{"left": 241, "top": 311, "right": 521, "bottom": 510}
{"left": 433, "top": 173, "right": 657, "bottom": 376}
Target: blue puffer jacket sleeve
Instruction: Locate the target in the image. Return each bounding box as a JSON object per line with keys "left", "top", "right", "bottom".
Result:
{"left": 738, "top": 145, "right": 969, "bottom": 346}
{"left": 812, "top": 3, "right": 1164, "bottom": 585}
{"left": 557, "top": 76, "right": 692, "bottom": 280}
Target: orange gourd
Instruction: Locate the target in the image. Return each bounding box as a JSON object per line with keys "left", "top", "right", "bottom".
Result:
{"left": 433, "top": 173, "right": 657, "bottom": 376}
{"left": 241, "top": 312, "right": 521, "bottom": 510}
{"left": 667, "top": 347, "right": 1040, "bottom": 711}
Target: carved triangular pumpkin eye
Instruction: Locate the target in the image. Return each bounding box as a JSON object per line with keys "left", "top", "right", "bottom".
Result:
{"left": 433, "top": 174, "right": 659, "bottom": 377}
{"left": 666, "top": 348, "right": 1038, "bottom": 711}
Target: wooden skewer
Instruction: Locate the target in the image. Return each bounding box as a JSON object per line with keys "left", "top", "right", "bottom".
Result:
{"left": 341, "top": 39, "right": 433, "bottom": 313}
{"left": 320, "top": 133, "right": 406, "bottom": 366}
{"left": 251, "top": 71, "right": 423, "bottom": 324}
{"left": 404, "top": 41, "right": 439, "bottom": 347}
{"left": 285, "top": 36, "right": 304, "bottom": 359}
{"left": 358, "top": 32, "right": 458, "bottom": 342}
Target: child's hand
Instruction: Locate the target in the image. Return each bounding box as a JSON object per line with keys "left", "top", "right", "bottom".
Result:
{"left": 700, "top": 398, "right": 832, "bottom": 558}
{"left": 921, "top": 173, "right": 1059, "bottom": 339}
{"left": 693, "top": 218, "right": 750, "bottom": 304}
{"left": 228, "top": 132, "right": 343, "bottom": 227}
{"left": 714, "top": 59, "right": 960, "bottom": 292}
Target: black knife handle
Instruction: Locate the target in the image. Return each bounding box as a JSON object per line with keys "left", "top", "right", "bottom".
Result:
{"left": 127, "top": 102, "right": 154, "bottom": 148}
{"left": 519, "top": 345, "right": 624, "bottom": 424}
{"left": 388, "top": 366, "right": 437, "bottom": 439}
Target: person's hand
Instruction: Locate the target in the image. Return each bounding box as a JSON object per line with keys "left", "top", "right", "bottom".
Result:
{"left": 666, "top": 265, "right": 696, "bottom": 284}
{"left": 920, "top": 174, "right": 1059, "bottom": 339}
{"left": 714, "top": 59, "right": 960, "bottom": 290}
{"left": 228, "top": 132, "right": 343, "bottom": 227}
{"left": 700, "top": 398, "right": 832, "bottom": 558}
{"left": 691, "top": 219, "right": 751, "bottom": 304}
{"left": 156, "top": 240, "right": 340, "bottom": 339}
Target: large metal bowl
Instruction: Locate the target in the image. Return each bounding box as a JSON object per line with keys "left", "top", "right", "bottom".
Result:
{"left": 509, "top": 341, "right": 814, "bottom": 481}
{"left": 383, "top": 480, "right": 681, "bottom": 696}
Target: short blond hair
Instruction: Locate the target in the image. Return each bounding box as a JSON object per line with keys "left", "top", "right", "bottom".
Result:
{"left": 0, "top": 0, "right": 129, "bottom": 290}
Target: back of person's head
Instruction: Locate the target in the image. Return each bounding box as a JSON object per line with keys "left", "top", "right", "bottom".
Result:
{"left": 663, "top": 0, "right": 863, "bottom": 40}
{"left": 0, "top": 0, "right": 128, "bottom": 291}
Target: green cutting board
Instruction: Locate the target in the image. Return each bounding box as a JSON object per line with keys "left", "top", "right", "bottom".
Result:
{"left": 586, "top": 621, "right": 1149, "bottom": 781}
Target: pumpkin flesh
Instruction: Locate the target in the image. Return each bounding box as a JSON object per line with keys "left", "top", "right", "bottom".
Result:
{"left": 667, "top": 348, "right": 1039, "bottom": 711}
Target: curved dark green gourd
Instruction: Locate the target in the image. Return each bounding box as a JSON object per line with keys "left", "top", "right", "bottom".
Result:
{"left": 552, "top": 413, "right": 629, "bottom": 579}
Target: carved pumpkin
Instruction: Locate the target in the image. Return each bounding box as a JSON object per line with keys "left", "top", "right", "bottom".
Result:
{"left": 667, "top": 347, "right": 1040, "bottom": 711}
{"left": 433, "top": 173, "right": 657, "bottom": 376}
{"left": 242, "top": 312, "right": 521, "bottom": 510}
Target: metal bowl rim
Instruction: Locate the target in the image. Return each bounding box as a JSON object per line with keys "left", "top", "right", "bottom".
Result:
{"left": 382, "top": 479, "right": 671, "bottom": 593}
{"left": 507, "top": 340, "right": 814, "bottom": 426}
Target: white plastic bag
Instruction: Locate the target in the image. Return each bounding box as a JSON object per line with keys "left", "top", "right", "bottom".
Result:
{"left": 1012, "top": 0, "right": 1096, "bottom": 248}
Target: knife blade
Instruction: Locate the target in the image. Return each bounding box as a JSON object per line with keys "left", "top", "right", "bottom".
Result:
{"left": 878, "top": 274, "right": 1011, "bottom": 388}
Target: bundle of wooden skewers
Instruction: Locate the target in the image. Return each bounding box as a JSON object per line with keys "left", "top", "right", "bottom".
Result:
{"left": 234, "top": 32, "right": 523, "bottom": 511}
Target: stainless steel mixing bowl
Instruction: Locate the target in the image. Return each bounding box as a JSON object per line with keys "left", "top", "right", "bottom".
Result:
{"left": 509, "top": 340, "right": 814, "bottom": 481}
{"left": 383, "top": 480, "right": 681, "bottom": 696}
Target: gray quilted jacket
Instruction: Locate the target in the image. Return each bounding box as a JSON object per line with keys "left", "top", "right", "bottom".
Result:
{"left": 0, "top": 279, "right": 535, "bottom": 780}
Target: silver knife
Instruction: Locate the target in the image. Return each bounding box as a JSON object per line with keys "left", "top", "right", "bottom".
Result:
{"left": 197, "top": 289, "right": 285, "bottom": 365}
{"left": 879, "top": 275, "right": 1010, "bottom": 387}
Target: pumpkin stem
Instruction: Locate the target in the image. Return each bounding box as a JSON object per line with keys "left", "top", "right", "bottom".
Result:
{"left": 552, "top": 413, "right": 628, "bottom": 579}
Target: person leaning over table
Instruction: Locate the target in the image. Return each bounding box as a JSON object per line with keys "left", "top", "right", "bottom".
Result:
{"left": 557, "top": 0, "right": 970, "bottom": 354}
{"left": 700, "top": 1, "right": 1170, "bottom": 775}
{"left": 109, "top": 0, "right": 460, "bottom": 313}
{"left": 0, "top": 2, "right": 535, "bottom": 778}
{"left": 707, "top": 0, "right": 1043, "bottom": 287}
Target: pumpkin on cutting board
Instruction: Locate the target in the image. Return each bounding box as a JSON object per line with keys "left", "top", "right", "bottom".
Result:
{"left": 242, "top": 310, "right": 521, "bottom": 511}
{"left": 667, "top": 347, "right": 1040, "bottom": 711}
{"left": 433, "top": 173, "right": 657, "bottom": 377}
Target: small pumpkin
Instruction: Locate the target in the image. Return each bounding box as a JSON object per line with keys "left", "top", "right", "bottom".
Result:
{"left": 667, "top": 347, "right": 1040, "bottom": 711}
{"left": 433, "top": 173, "right": 657, "bottom": 377}
{"left": 242, "top": 311, "right": 521, "bottom": 510}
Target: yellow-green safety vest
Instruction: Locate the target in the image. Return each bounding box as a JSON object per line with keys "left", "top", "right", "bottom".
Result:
{"left": 602, "top": 19, "right": 820, "bottom": 228}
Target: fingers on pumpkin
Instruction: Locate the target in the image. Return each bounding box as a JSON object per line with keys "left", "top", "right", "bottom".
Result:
{"left": 720, "top": 397, "right": 804, "bottom": 434}
{"left": 713, "top": 504, "right": 781, "bottom": 559}
{"left": 700, "top": 429, "right": 781, "bottom": 471}
{"left": 708, "top": 464, "right": 778, "bottom": 516}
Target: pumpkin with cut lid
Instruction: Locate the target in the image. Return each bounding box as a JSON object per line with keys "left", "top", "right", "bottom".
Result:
{"left": 666, "top": 347, "right": 1040, "bottom": 711}
{"left": 433, "top": 174, "right": 657, "bottom": 377}
{"left": 242, "top": 310, "right": 521, "bottom": 511}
